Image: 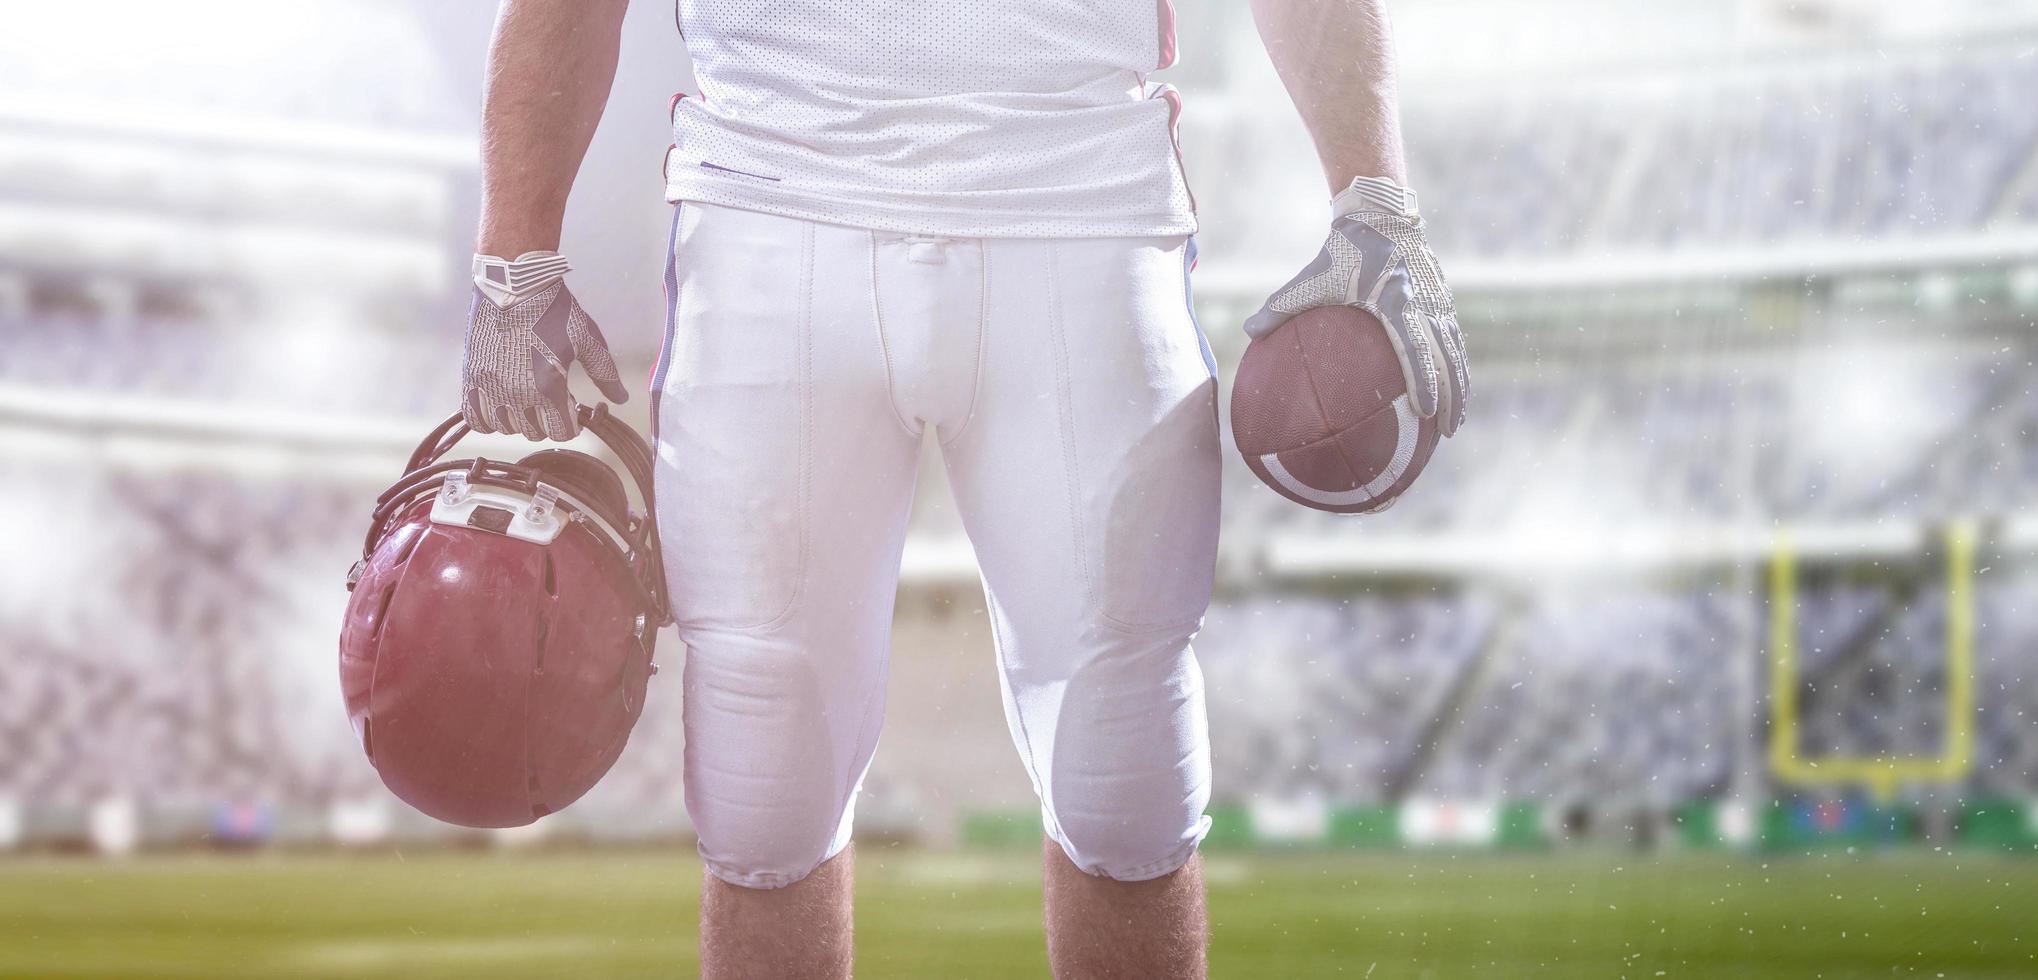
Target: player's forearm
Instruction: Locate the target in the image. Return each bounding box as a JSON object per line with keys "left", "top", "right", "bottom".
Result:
{"left": 476, "top": 0, "right": 630, "bottom": 256}
{"left": 1249, "top": 0, "right": 1406, "bottom": 193}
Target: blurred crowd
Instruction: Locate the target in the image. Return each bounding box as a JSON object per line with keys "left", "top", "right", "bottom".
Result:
{"left": 3, "top": 9, "right": 2035, "bottom": 842}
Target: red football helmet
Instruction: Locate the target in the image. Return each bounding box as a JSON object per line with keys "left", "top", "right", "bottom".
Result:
{"left": 339, "top": 404, "right": 671, "bottom": 828}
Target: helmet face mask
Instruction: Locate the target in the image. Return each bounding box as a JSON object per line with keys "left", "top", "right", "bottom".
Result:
{"left": 339, "top": 405, "right": 670, "bottom": 828}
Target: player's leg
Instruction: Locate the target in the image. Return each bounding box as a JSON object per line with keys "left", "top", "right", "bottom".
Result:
{"left": 653, "top": 202, "right": 921, "bottom": 979}
{"left": 1043, "top": 837, "right": 1207, "bottom": 979}
{"left": 940, "top": 234, "right": 1220, "bottom": 977}
{"left": 700, "top": 847, "right": 855, "bottom": 980}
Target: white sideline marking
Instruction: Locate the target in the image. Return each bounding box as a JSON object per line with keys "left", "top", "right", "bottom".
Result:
{"left": 285, "top": 936, "right": 610, "bottom": 970}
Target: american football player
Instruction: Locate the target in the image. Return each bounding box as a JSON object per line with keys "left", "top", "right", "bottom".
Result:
{"left": 466, "top": 0, "right": 1454, "bottom": 976}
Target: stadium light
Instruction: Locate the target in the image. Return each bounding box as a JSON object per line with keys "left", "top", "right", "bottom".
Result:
{"left": 1795, "top": 342, "right": 1954, "bottom": 487}
{"left": 251, "top": 304, "right": 370, "bottom": 393}
{"left": 0, "top": 0, "right": 452, "bottom": 134}
{"left": 88, "top": 796, "right": 140, "bottom": 857}
{"left": 2009, "top": 265, "right": 2038, "bottom": 308}
{"left": 1480, "top": 442, "right": 1654, "bottom": 577}
{"left": 0, "top": 476, "right": 98, "bottom": 626}
{"left": 328, "top": 798, "right": 393, "bottom": 847}
{"left": 1915, "top": 272, "right": 1960, "bottom": 312}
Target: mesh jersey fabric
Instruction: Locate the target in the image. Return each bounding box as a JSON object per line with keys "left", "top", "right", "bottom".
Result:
{"left": 664, "top": 0, "right": 1196, "bottom": 238}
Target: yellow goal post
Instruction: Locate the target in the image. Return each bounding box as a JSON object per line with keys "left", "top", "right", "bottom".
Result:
{"left": 1767, "top": 520, "right": 1977, "bottom": 803}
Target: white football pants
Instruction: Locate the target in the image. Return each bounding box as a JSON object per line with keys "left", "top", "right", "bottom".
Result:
{"left": 652, "top": 202, "right": 1217, "bottom": 888}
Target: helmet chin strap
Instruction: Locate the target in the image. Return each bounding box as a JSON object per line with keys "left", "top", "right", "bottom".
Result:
{"left": 359, "top": 404, "right": 672, "bottom": 628}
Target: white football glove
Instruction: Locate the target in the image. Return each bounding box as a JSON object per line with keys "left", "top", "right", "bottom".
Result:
{"left": 462, "top": 251, "right": 629, "bottom": 441}
{"left": 1243, "top": 176, "right": 1469, "bottom": 436}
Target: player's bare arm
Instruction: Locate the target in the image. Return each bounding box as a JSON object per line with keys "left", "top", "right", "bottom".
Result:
{"left": 462, "top": 0, "right": 631, "bottom": 442}
{"left": 477, "top": 0, "right": 628, "bottom": 256}
{"left": 1236, "top": 0, "right": 1470, "bottom": 515}
{"left": 1250, "top": 0, "right": 1407, "bottom": 189}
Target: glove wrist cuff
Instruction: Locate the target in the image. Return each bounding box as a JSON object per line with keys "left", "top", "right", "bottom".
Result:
{"left": 473, "top": 251, "right": 572, "bottom": 306}
{"left": 1334, "top": 176, "right": 1419, "bottom": 222}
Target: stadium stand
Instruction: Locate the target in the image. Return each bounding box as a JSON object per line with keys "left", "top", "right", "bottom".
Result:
{"left": 2, "top": 3, "right": 2035, "bottom": 851}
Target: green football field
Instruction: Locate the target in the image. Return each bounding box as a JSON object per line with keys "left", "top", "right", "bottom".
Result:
{"left": 0, "top": 848, "right": 2032, "bottom": 978}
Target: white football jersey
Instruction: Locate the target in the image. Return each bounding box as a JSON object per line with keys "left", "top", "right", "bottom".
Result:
{"left": 664, "top": 0, "right": 1195, "bottom": 238}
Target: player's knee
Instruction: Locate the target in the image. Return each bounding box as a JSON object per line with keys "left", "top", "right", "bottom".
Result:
{"left": 1037, "top": 621, "right": 1211, "bottom": 881}
{"left": 692, "top": 795, "right": 852, "bottom": 889}
{"left": 685, "top": 727, "right": 857, "bottom": 889}
{"left": 680, "top": 635, "right": 865, "bottom": 890}
{"left": 1046, "top": 627, "right": 1211, "bottom": 882}
{"left": 1048, "top": 803, "right": 1209, "bottom": 882}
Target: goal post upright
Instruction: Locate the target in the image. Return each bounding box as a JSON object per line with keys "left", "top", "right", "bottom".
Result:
{"left": 1767, "top": 520, "right": 1979, "bottom": 804}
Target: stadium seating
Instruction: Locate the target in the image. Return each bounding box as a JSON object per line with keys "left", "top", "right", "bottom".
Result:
{"left": 6, "top": 28, "right": 2038, "bottom": 844}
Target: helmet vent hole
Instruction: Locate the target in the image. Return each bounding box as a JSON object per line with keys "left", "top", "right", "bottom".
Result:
{"left": 393, "top": 528, "right": 424, "bottom": 566}
{"left": 543, "top": 554, "right": 558, "bottom": 597}
{"left": 370, "top": 585, "right": 398, "bottom": 642}
{"left": 528, "top": 773, "right": 548, "bottom": 819}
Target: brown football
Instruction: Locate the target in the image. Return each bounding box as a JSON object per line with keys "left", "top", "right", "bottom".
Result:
{"left": 1230, "top": 305, "right": 1439, "bottom": 513}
